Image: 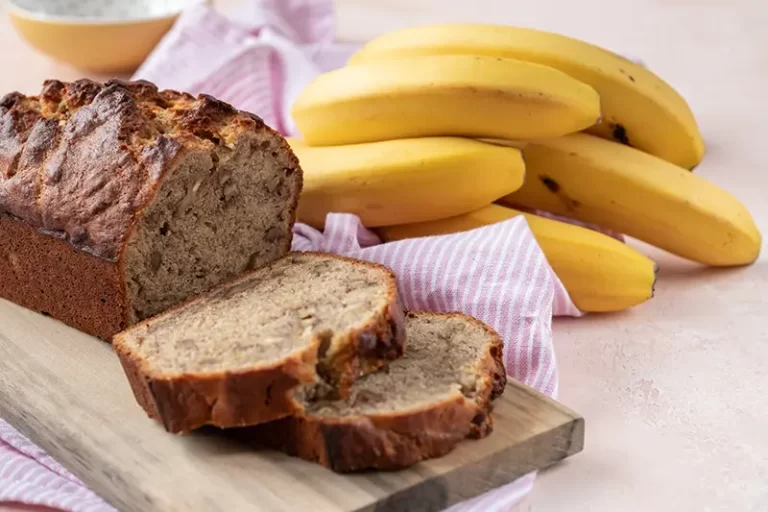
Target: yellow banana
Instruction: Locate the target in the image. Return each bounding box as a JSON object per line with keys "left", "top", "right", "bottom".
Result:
{"left": 377, "top": 204, "right": 657, "bottom": 313}
{"left": 499, "top": 133, "right": 761, "bottom": 266}
{"left": 286, "top": 137, "right": 525, "bottom": 228}
{"left": 349, "top": 23, "right": 704, "bottom": 169}
{"left": 291, "top": 54, "right": 600, "bottom": 146}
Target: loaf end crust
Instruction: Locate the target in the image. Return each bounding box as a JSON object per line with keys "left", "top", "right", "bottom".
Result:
{"left": 0, "top": 213, "right": 128, "bottom": 339}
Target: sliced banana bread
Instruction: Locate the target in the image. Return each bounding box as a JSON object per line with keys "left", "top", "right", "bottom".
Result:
{"left": 250, "top": 311, "right": 507, "bottom": 472}
{"left": 113, "top": 252, "right": 406, "bottom": 434}
{"left": 0, "top": 78, "right": 302, "bottom": 340}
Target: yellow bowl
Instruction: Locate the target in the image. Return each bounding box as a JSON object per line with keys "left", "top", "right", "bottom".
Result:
{"left": 6, "top": 0, "right": 202, "bottom": 73}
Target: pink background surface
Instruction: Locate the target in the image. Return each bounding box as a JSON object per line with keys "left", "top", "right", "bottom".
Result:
{"left": 1, "top": 0, "right": 766, "bottom": 511}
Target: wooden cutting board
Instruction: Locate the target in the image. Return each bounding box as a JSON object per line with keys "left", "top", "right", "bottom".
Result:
{"left": 0, "top": 300, "right": 584, "bottom": 512}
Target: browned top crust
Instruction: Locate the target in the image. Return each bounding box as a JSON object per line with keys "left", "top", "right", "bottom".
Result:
{"left": 0, "top": 78, "right": 280, "bottom": 261}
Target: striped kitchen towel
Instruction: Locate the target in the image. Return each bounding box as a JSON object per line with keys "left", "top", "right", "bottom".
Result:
{"left": 0, "top": 0, "right": 587, "bottom": 511}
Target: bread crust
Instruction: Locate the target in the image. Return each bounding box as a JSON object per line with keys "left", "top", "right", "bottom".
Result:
{"left": 0, "top": 79, "right": 302, "bottom": 340}
{"left": 0, "top": 213, "right": 128, "bottom": 339}
{"left": 116, "top": 334, "right": 319, "bottom": 434}
{"left": 317, "top": 265, "right": 406, "bottom": 395}
{"left": 112, "top": 252, "right": 407, "bottom": 434}
{"left": 250, "top": 311, "right": 507, "bottom": 472}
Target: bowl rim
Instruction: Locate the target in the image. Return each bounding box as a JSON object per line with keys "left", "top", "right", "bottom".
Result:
{"left": 5, "top": 0, "right": 206, "bottom": 25}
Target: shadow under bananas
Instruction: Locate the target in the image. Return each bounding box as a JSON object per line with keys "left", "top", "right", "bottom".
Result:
{"left": 626, "top": 237, "right": 764, "bottom": 284}
{"left": 655, "top": 258, "right": 762, "bottom": 283}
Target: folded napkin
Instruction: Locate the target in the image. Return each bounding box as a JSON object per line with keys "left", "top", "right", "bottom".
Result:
{"left": 0, "top": 1, "right": 589, "bottom": 510}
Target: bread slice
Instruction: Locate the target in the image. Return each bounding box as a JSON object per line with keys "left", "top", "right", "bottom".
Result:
{"left": 248, "top": 311, "right": 507, "bottom": 472}
{"left": 113, "top": 252, "right": 406, "bottom": 434}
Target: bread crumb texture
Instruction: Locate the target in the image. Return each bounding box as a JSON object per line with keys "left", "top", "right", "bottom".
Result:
{"left": 117, "top": 253, "right": 392, "bottom": 375}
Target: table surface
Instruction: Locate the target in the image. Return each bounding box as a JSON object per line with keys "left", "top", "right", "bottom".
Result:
{"left": 1, "top": 0, "right": 766, "bottom": 511}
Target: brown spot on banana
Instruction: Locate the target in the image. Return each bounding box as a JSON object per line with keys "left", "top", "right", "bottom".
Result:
{"left": 538, "top": 174, "right": 581, "bottom": 212}
{"left": 612, "top": 123, "right": 630, "bottom": 145}
{"left": 540, "top": 175, "right": 560, "bottom": 193}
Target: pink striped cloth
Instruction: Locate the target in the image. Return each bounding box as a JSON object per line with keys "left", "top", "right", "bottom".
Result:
{"left": 0, "top": 0, "right": 589, "bottom": 510}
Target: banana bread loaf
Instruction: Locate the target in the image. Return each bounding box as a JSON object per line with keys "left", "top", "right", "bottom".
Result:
{"left": 249, "top": 311, "right": 507, "bottom": 472}
{"left": 0, "top": 79, "right": 302, "bottom": 340}
{"left": 112, "top": 252, "right": 406, "bottom": 434}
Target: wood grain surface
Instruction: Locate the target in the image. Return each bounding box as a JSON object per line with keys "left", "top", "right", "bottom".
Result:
{"left": 0, "top": 300, "right": 583, "bottom": 512}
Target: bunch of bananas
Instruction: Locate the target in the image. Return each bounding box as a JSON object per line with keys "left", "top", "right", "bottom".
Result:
{"left": 286, "top": 23, "right": 761, "bottom": 313}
